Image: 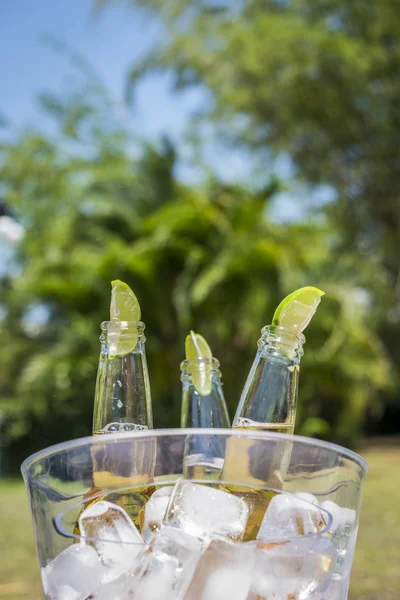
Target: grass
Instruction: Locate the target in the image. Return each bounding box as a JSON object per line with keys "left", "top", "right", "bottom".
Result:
{"left": 0, "top": 479, "right": 43, "bottom": 600}
{"left": 0, "top": 444, "right": 399, "bottom": 600}
{"left": 349, "top": 444, "right": 400, "bottom": 600}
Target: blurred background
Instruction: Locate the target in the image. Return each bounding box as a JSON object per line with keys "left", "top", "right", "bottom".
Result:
{"left": 0, "top": 1, "right": 398, "bottom": 599}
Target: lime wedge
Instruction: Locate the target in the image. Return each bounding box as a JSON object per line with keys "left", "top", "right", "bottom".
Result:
{"left": 110, "top": 279, "right": 141, "bottom": 322}
{"left": 108, "top": 280, "right": 141, "bottom": 357}
{"left": 185, "top": 331, "right": 213, "bottom": 396}
{"left": 272, "top": 286, "right": 325, "bottom": 332}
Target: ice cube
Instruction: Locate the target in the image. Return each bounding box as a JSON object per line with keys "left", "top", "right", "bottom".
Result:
{"left": 250, "top": 536, "right": 336, "bottom": 600}
{"left": 92, "top": 572, "right": 135, "bottom": 600}
{"left": 165, "top": 480, "right": 249, "bottom": 542}
{"left": 132, "top": 526, "right": 202, "bottom": 599}
{"left": 132, "top": 557, "right": 177, "bottom": 600}
{"left": 257, "top": 492, "right": 328, "bottom": 542}
{"left": 41, "top": 544, "right": 105, "bottom": 600}
{"left": 141, "top": 486, "right": 173, "bottom": 540}
{"left": 149, "top": 525, "right": 202, "bottom": 566}
{"left": 79, "top": 500, "right": 144, "bottom": 578}
{"left": 183, "top": 539, "right": 255, "bottom": 600}
{"left": 294, "top": 491, "right": 320, "bottom": 505}
{"left": 313, "top": 573, "right": 345, "bottom": 600}
{"left": 321, "top": 501, "right": 356, "bottom": 562}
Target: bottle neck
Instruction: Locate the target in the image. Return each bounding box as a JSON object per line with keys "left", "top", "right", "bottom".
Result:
{"left": 258, "top": 325, "right": 305, "bottom": 364}
{"left": 102, "top": 320, "right": 146, "bottom": 357}
{"left": 233, "top": 325, "right": 304, "bottom": 433}
{"left": 92, "top": 321, "right": 153, "bottom": 434}
{"left": 180, "top": 356, "right": 222, "bottom": 386}
{"left": 180, "top": 357, "right": 231, "bottom": 429}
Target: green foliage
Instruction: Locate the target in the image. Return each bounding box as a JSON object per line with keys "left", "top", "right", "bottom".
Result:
{"left": 108, "top": 0, "right": 399, "bottom": 318}
{"left": 0, "top": 77, "right": 391, "bottom": 472}
{"left": 100, "top": 0, "right": 400, "bottom": 432}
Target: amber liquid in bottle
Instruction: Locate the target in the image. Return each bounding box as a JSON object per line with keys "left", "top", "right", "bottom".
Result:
{"left": 221, "top": 326, "right": 304, "bottom": 540}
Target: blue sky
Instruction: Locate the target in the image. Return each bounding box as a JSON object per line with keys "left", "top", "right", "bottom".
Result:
{"left": 0, "top": 0, "right": 197, "bottom": 140}
{"left": 0, "top": 0, "right": 260, "bottom": 185}
{"left": 0, "top": 0, "right": 334, "bottom": 221}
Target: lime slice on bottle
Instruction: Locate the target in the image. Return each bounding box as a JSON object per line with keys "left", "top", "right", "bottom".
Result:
{"left": 185, "top": 331, "right": 213, "bottom": 396}
{"left": 109, "top": 280, "right": 141, "bottom": 357}
{"left": 272, "top": 286, "right": 325, "bottom": 332}
{"left": 110, "top": 279, "right": 141, "bottom": 322}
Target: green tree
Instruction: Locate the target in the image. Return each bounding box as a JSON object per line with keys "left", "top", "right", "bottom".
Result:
{"left": 99, "top": 0, "right": 400, "bottom": 429}
{"left": 102, "top": 0, "right": 400, "bottom": 259}
{"left": 0, "top": 75, "right": 391, "bottom": 471}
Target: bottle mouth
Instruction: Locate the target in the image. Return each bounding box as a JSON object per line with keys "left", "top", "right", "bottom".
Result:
{"left": 99, "top": 321, "right": 146, "bottom": 350}
{"left": 261, "top": 325, "right": 305, "bottom": 344}
{"left": 259, "top": 325, "right": 305, "bottom": 360}
{"left": 100, "top": 320, "right": 146, "bottom": 332}
{"left": 180, "top": 357, "right": 220, "bottom": 369}
{"left": 180, "top": 357, "right": 221, "bottom": 383}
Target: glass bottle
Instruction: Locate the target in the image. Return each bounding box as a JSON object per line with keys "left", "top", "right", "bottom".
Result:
{"left": 80, "top": 320, "right": 155, "bottom": 528}
{"left": 181, "top": 356, "right": 230, "bottom": 429}
{"left": 181, "top": 356, "right": 230, "bottom": 480}
{"left": 93, "top": 320, "right": 153, "bottom": 434}
{"left": 220, "top": 325, "right": 305, "bottom": 540}
{"left": 233, "top": 325, "right": 304, "bottom": 433}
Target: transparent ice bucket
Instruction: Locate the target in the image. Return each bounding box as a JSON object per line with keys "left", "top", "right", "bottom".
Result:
{"left": 21, "top": 429, "right": 367, "bottom": 599}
